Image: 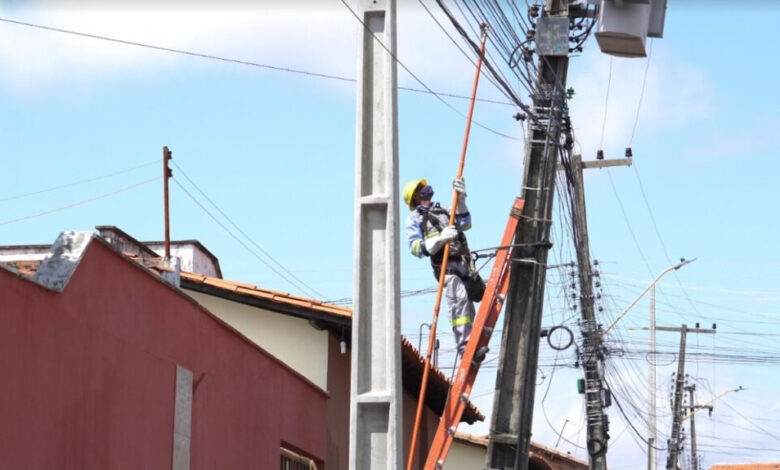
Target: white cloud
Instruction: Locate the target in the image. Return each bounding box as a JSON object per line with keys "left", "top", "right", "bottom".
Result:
{"left": 567, "top": 41, "right": 714, "bottom": 161}
{"left": 0, "top": 3, "right": 502, "bottom": 100}
{"left": 0, "top": 5, "right": 357, "bottom": 93}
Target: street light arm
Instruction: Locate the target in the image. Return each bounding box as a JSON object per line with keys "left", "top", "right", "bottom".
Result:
{"left": 681, "top": 386, "right": 744, "bottom": 423}
{"left": 601, "top": 258, "right": 695, "bottom": 338}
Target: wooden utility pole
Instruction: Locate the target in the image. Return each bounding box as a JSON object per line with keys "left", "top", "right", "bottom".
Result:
{"left": 686, "top": 385, "right": 700, "bottom": 470}
{"left": 163, "top": 146, "right": 172, "bottom": 260}
{"left": 662, "top": 325, "right": 715, "bottom": 470}
{"left": 667, "top": 325, "right": 687, "bottom": 470}
{"left": 568, "top": 152, "right": 628, "bottom": 470}
{"left": 486, "top": 1, "right": 569, "bottom": 468}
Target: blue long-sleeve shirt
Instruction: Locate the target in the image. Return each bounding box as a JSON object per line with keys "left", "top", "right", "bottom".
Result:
{"left": 405, "top": 203, "right": 471, "bottom": 259}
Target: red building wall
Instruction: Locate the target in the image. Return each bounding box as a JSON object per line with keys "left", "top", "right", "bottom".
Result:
{"left": 0, "top": 239, "right": 327, "bottom": 469}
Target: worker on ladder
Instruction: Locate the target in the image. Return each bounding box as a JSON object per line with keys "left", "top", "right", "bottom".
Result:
{"left": 403, "top": 177, "right": 479, "bottom": 355}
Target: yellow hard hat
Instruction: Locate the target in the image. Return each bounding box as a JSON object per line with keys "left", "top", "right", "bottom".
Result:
{"left": 402, "top": 178, "right": 427, "bottom": 210}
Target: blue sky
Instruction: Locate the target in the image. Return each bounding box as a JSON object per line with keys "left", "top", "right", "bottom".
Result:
{"left": 1, "top": 1, "right": 779, "bottom": 467}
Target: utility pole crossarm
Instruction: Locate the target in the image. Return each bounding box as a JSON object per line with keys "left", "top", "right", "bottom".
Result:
{"left": 583, "top": 158, "right": 633, "bottom": 169}
{"left": 557, "top": 156, "right": 632, "bottom": 171}
{"left": 644, "top": 326, "right": 715, "bottom": 334}
{"left": 642, "top": 326, "right": 718, "bottom": 335}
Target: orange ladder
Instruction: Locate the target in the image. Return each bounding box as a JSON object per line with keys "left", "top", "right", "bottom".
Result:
{"left": 423, "top": 197, "right": 525, "bottom": 470}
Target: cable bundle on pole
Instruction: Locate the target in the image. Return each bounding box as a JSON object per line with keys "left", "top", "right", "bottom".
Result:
{"left": 405, "top": 24, "right": 489, "bottom": 470}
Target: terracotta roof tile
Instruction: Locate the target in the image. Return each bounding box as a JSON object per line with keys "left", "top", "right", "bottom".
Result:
{"left": 2, "top": 260, "right": 42, "bottom": 277}
{"left": 401, "top": 336, "right": 484, "bottom": 423}
{"left": 710, "top": 465, "right": 780, "bottom": 470}
{"left": 176, "top": 269, "right": 352, "bottom": 318}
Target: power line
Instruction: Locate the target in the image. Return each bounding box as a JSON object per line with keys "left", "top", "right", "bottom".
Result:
{"left": 170, "top": 161, "right": 326, "bottom": 299}
{"left": 599, "top": 57, "right": 613, "bottom": 150}
{"left": 629, "top": 39, "right": 654, "bottom": 147}
{"left": 0, "top": 176, "right": 161, "bottom": 226}
{"left": 433, "top": 0, "right": 536, "bottom": 121}
{"left": 0, "top": 160, "right": 157, "bottom": 203}
{"left": 0, "top": 16, "right": 515, "bottom": 109}
{"left": 338, "top": 0, "right": 521, "bottom": 141}
{"left": 416, "top": 0, "right": 516, "bottom": 105}
{"left": 171, "top": 178, "right": 325, "bottom": 300}
{"left": 619, "top": 37, "right": 701, "bottom": 318}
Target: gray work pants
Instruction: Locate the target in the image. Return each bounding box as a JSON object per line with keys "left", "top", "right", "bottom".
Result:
{"left": 444, "top": 274, "right": 476, "bottom": 353}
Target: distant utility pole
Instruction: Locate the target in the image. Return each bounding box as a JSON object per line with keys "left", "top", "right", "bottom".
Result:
{"left": 568, "top": 152, "right": 630, "bottom": 470}
{"left": 662, "top": 325, "right": 716, "bottom": 470}
{"left": 162, "top": 146, "right": 173, "bottom": 260}
{"left": 348, "top": 1, "right": 403, "bottom": 469}
{"left": 648, "top": 287, "right": 657, "bottom": 470}
{"left": 686, "top": 384, "right": 700, "bottom": 470}
{"left": 486, "top": 0, "right": 571, "bottom": 468}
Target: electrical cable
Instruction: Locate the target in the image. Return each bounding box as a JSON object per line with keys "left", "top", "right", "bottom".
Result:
{"left": 541, "top": 348, "right": 587, "bottom": 451}
{"left": 172, "top": 178, "right": 325, "bottom": 300}
{"left": 603, "top": 376, "right": 667, "bottom": 451}
{"left": 628, "top": 39, "right": 653, "bottom": 146}
{"left": 0, "top": 176, "right": 161, "bottom": 227}
{"left": 616, "top": 39, "right": 703, "bottom": 320}
{"left": 171, "top": 161, "right": 326, "bottom": 299}
{"left": 434, "top": 0, "right": 537, "bottom": 121}
{"left": 0, "top": 16, "right": 515, "bottom": 108}
{"left": 338, "top": 0, "right": 521, "bottom": 141}
{"left": 0, "top": 159, "right": 157, "bottom": 203}
{"left": 599, "top": 57, "right": 613, "bottom": 151}
{"left": 416, "top": 0, "right": 515, "bottom": 106}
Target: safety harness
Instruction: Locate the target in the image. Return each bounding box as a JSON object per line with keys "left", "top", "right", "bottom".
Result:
{"left": 417, "top": 203, "right": 471, "bottom": 279}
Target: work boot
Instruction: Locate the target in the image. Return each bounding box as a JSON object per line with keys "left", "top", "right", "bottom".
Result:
{"left": 472, "top": 345, "right": 489, "bottom": 366}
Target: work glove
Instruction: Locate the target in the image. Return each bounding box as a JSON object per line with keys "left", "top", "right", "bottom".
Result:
{"left": 452, "top": 177, "right": 469, "bottom": 214}
{"left": 452, "top": 177, "right": 467, "bottom": 197}
{"left": 424, "top": 225, "right": 459, "bottom": 255}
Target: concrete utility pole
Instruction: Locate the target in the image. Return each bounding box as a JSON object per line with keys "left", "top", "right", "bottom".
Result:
{"left": 569, "top": 152, "right": 629, "bottom": 470}
{"left": 486, "top": 1, "right": 570, "bottom": 468}
{"left": 662, "top": 325, "right": 715, "bottom": 470}
{"left": 648, "top": 287, "right": 657, "bottom": 470}
{"left": 348, "top": 1, "right": 402, "bottom": 469}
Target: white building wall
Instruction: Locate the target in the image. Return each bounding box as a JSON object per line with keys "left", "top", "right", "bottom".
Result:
{"left": 444, "top": 442, "right": 486, "bottom": 470}
{"left": 186, "top": 290, "right": 329, "bottom": 390}
{"left": 147, "top": 243, "right": 221, "bottom": 278}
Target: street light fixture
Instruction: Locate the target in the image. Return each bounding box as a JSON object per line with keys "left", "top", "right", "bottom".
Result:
{"left": 600, "top": 258, "right": 695, "bottom": 338}
{"left": 597, "top": 258, "right": 695, "bottom": 470}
